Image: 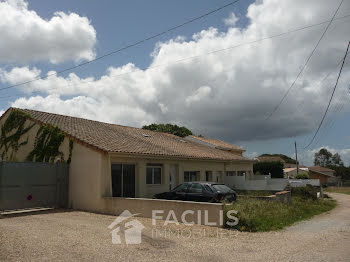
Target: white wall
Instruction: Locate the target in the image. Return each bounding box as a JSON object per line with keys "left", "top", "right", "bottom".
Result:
{"left": 225, "top": 176, "right": 288, "bottom": 191}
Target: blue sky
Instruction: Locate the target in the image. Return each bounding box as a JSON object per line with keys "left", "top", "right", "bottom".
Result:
{"left": 1, "top": 0, "right": 350, "bottom": 165}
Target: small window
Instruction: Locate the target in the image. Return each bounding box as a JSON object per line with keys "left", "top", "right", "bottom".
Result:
{"left": 146, "top": 165, "right": 162, "bottom": 184}
{"left": 237, "top": 171, "right": 246, "bottom": 176}
{"left": 184, "top": 171, "right": 198, "bottom": 182}
{"left": 205, "top": 171, "right": 212, "bottom": 181}
{"left": 226, "top": 171, "right": 236, "bottom": 176}
{"left": 189, "top": 183, "right": 203, "bottom": 193}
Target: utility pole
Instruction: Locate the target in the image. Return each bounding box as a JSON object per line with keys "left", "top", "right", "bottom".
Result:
{"left": 295, "top": 141, "right": 299, "bottom": 175}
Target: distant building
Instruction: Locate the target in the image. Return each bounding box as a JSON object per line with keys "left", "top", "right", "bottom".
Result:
{"left": 283, "top": 167, "right": 309, "bottom": 178}
{"left": 308, "top": 166, "right": 336, "bottom": 185}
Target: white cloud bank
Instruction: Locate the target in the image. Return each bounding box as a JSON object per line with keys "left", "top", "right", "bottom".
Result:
{"left": 0, "top": 0, "right": 96, "bottom": 64}
{"left": 1, "top": 0, "right": 350, "bottom": 143}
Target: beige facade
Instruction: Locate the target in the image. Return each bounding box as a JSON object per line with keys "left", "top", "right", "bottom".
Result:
{"left": 0, "top": 108, "right": 253, "bottom": 213}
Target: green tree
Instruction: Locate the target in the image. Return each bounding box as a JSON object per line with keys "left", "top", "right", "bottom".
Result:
{"left": 142, "top": 123, "right": 193, "bottom": 137}
{"left": 331, "top": 153, "right": 344, "bottom": 167}
{"left": 259, "top": 153, "right": 297, "bottom": 164}
{"left": 314, "top": 148, "right": 333, "bottom": 167}
{"left": 253, "top": 161, "right": 284, "bottom": 178}
{"left": 294, "top": 173, "right": 309, "bottom": 179}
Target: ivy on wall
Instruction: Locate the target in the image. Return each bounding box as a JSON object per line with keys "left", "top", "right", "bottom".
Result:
{"left": 67, "top": 138, "right": 74, "bottom": 164}
{"left": 26, "top": 125, "right": 66, "bottom": 163}
{"left": 0, "top": 110, "right": 34, "bottom": 160}
{"left": 1, "top": 109, "right": 74, "bottom": 164}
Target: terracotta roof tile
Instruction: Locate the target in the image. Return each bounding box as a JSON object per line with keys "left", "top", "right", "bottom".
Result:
{"left": 187, "top": 135, "right": 244, "bottom": 151}
{"left": 308, "top": 166, "right": 335, "bottom": 173}
{"left": 16, "top": 108, "right": 251, "bottom": 162}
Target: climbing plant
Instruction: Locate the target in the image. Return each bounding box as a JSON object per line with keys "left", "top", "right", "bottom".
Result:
{"left": 0, "top": 110, "right": 34, "bottom": 160}
{"left": 26, "top": 124, "right": 65, "bottom": 163}
{"left": 67, "top": 138, "right": 74, "bottom": 164}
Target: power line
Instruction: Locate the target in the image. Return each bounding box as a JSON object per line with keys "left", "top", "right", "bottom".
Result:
{"left": 304, "top": 40, "right": 350, "bottom": 149}
{"left": 265, "top": 0, "right": 345, "bottom": 120}
{"left": 311, "top": 85, "right": 350, "bottom": 148}
{"left": 2, "top": 13, "right": 350, "bottom": 99}
{"left": 0, "top": 0, "right": 240, "bottom": 92}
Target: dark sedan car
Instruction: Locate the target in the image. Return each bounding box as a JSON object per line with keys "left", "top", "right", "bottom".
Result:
{"left": 154, "top": 182, "right": 237, "bottom": 203}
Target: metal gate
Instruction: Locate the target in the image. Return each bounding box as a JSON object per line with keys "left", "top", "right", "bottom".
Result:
{"left": 0, "top": 162, "right": 69, "bottom": 211}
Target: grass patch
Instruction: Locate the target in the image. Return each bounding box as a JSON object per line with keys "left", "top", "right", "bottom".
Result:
{"left": 324, "top": 186, "right": 350, "bottom": 195}
{"left": 225, "top": 196, "right": 336, "bottom": 232}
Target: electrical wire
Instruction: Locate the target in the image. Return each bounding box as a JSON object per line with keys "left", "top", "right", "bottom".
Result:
{"left": 2, "top": 13, "right": 350, "bottom": 100}
{"left": 304, "top": 40, "right": 350, "bottom": 149}
{"left": 265, "top": 0, "right": 345, "bottom": 120}
{"left": 0, "top": 0, "right": 240, "bottom": 92}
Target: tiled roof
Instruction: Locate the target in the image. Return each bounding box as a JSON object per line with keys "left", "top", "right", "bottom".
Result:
{"left": 308, "top": 166, "right": 335, "bottom": 175}
{"left": 12, "top": 108, "right": 251, "bottom": 162}
{"left": 283, "top": 167, "right": 296, "bottom": 172}
{"left": 187, "top": 135, "right": 244, "bottom": 151}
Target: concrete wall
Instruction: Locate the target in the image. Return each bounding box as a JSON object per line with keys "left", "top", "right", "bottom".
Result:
{"left": 100, "top": 197, "right": 224, "bottom": 226}
{"left": 289, "top": 179, "right": 320, "bottom": 187}
{"left": 225, "top": 176, "right": 288, "bottom": 191}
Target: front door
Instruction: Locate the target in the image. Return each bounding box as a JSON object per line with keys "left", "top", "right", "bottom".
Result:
{"left": 111, "top": 164, "right": 135, "bottom": 197}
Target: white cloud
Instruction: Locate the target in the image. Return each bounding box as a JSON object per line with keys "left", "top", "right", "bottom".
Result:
{"left": 185, "top": 86, "right": 211, "bottom": 105}
{"left": 0, "top": 0, "right": 96, "bottom": 64}
{"left": 245, "top": 151, "right": 259, "bottom": 159}
{"left": 2, "top": 0, "right": 350, "bottom": 143}
{"left": 223, "top": 13, "right": 239, "bottom": 26}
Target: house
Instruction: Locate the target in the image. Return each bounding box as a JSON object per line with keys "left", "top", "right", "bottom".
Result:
{"left": 0, "top": 107, "right": 253, "bottom": 212}
{"left": 283, "top": 167, "right": 309, "bottom": 178}
{"left": 308, "top": 166, "right": 336, "bottom": 185}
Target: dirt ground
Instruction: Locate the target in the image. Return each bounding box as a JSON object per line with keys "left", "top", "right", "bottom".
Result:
{"left": 1, "top": 193, "right": 349, "bottom": 262}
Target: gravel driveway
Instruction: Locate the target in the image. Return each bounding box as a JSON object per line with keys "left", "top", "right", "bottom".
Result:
{"left": 1, "top": 193, "right": 349, "bottom": 262}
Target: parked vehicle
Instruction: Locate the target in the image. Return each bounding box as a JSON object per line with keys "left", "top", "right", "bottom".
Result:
{"left": 154, "top": 182, "right": 237, "bottom": 203}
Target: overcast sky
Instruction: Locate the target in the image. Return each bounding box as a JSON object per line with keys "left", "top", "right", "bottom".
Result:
{"left": 1, "top": 0, "right": 350, "bottom": 166}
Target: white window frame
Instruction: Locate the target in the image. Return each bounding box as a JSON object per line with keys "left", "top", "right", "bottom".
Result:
{"left": 146, "top": 165, "right": 162, "bottom": 185}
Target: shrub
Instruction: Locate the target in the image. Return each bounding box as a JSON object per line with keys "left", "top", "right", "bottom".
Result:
{"left": 291, "top": 186, "right": 317, "bottom": 200}
{"left": 253, "top": 161, "right": 284, "bottom": 178}
{"left": 294, "top": 173, "right": 309, "bottom": 179}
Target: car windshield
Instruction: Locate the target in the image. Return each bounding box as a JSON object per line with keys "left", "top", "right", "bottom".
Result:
{"left": 212, "top": 184, "right": 234, "bottom": 193}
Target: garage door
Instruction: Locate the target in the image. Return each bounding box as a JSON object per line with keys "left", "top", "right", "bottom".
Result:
{"left": 0, "top": 162, "right": 69, "bottom": 211}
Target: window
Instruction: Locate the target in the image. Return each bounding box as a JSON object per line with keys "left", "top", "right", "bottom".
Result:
{"left": 173, "top": 183, "right": 189, "bottom": 192}
{"left": 237, "top": 171, "right": 246, "bottom": 176}
{"left": 226, "top": 171, "right": 236, "bottom": 176}
{"left": 204, "top": 185, "right": 213, "bottom": 193}
{"left": 205, "top": 171, "right": 212, "bottom": 181}
{"left": 111, "top": 164, "right": 135, "bottom": 197}
{"left": 146, "top": 164, "right": 162, "bottom": 184}
{"left": 188, "top": 183, "right": 203, "bottom": 193}
{"left": 184, "top": 171, "right": 198, "bottom": 182}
